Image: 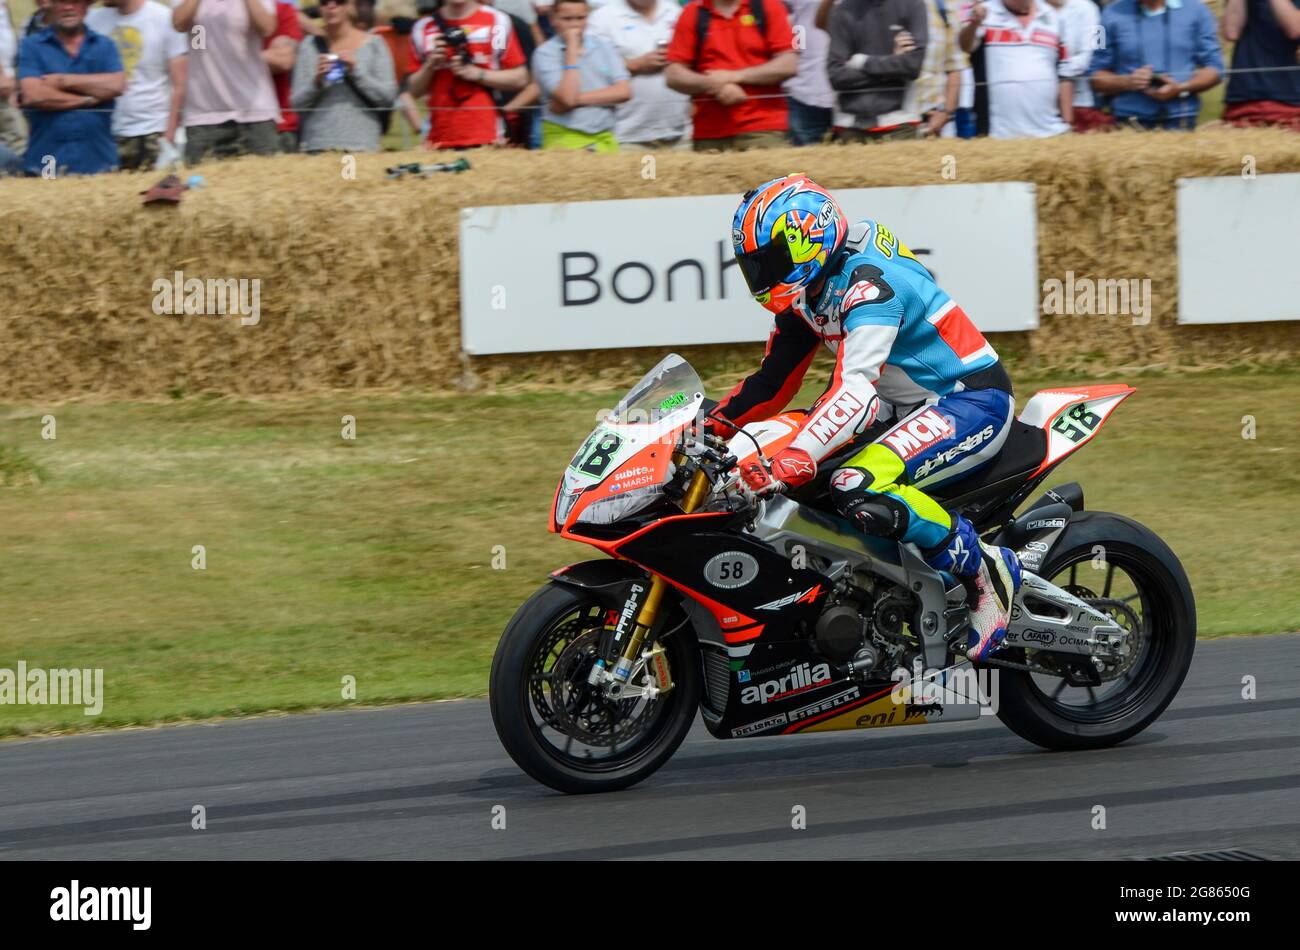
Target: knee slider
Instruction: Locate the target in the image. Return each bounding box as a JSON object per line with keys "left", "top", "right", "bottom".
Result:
{"left": 847, "top": 496, "right": 911, "bottom": 540}
{"left": 831, "top": 467, "right": 912, "bottom": 541}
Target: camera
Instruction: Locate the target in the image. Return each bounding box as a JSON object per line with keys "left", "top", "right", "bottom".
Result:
{"left": 442, "top": 26, "right": 471, "bottom": 62}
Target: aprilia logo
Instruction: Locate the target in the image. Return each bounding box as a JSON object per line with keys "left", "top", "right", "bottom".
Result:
{"left": 741, "top": 662, "right": 832, "bottom": 705}
{"left": 806, "top": 391, "right": 865, "bottom": 445}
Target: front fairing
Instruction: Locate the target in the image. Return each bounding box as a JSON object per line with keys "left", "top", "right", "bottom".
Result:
{"left": 552, "top": 355, "right": 705, "bottom": 533}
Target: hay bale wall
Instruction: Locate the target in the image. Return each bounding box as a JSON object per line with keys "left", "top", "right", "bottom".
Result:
{"left": 2, "top": 127, "right": 1299, "bottom": 401}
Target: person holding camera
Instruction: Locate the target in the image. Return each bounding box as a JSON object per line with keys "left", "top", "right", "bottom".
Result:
{"left": 407, "top": 0, "right": 528, "bottom": 149}
{"left": 289, "top": 0, "right": 396, "bottom": 151}
{"left": 1088, "top": 0, "right": 1223, "bottom": 131}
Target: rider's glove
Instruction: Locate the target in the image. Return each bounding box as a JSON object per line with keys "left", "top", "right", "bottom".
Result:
{"left": 739, "top": 447, "right": 817, "bottom": 495}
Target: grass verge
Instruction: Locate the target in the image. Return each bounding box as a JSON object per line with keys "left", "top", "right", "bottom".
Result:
{"left": 1, "top": 363, "right": 1296, "bottom": 735}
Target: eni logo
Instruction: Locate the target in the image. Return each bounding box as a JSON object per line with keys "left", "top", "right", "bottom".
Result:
{"left": 740, "top": 13, "right": 756, "bottom": 24}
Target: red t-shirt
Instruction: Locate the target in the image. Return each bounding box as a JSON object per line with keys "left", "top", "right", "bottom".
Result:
{"left": 264, "top": 2, "right": 305, "bottom": 134}
{"left": 409, "top": 7, "right": 525, "bottom": 149}
{"left": 666, "top": 0, "right": 793, "bottom": 140}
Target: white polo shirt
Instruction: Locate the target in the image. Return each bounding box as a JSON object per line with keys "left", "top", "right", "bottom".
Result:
{"left": 588, "top": 0, "right": 690, "bottom": 144}
{"left": 966, "top": 0, "right": 1069, "bottom": 138}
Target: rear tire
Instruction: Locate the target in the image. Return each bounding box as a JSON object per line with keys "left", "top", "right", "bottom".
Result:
{"left": 994, "top": 511, "right": 1196, "bottom": 751}
{"left": 489, "top": 581, "right": 702, "bottom": 794}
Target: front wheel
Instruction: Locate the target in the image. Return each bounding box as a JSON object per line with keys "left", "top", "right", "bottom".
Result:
{"left": 489, "top": 581, "right": 702, "bottom": 794}
{"left": 994, "top": 511, "right": 1196, "bottom": 750}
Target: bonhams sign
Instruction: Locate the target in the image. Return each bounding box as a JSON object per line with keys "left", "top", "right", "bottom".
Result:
{"left": 459, "top": 183, "right": 1039, "bottom": 355}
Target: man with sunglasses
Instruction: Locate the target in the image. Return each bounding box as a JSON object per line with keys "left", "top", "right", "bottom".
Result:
{"left": 719, "top": 173, "right": 1022, "bottom": 662}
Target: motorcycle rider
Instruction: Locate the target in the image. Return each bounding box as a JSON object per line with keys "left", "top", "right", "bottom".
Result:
{"left": 715, "top": 174, "right": 1022, "bottom": 661}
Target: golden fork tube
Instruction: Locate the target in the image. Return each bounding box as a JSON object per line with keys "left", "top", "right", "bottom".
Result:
{"left": 617, "top": 466, "right": 711, "bottom": 668}
{"left": 680, "top": 465, "right": 712, "bottom": 514}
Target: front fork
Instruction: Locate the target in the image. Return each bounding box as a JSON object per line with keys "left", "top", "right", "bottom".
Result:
{"left": 601, "top": 459, "right": 712, "bottom": 698}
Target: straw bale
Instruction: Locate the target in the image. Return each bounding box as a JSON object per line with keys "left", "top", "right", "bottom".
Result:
{"left": 1, "top": 127, "right": 1298, "bottom": 401}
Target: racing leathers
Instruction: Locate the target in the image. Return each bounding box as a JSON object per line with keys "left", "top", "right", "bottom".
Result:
{"left": 715, "top": 218, "right": 1023, "bottom": 660}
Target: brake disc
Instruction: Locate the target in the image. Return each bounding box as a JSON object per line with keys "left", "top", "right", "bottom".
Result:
{"left": 527, "top": 614, "right": 600, "bottom": 732}
{"left": 548, "top": 630, "right": 657, "bottom": 747}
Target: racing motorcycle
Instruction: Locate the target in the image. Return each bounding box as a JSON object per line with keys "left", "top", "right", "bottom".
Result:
{"left": 490, "top": 355, "right": 1196, "bottom": 794}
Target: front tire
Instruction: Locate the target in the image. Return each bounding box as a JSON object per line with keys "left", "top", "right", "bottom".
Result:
{"left": 489, "top": 581, "right": 702, "bottom": 794}
{"left": 994, "top": 511, "right": 1196, "bottom": 750}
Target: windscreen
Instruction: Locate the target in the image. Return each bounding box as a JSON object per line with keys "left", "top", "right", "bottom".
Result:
{"left": 555, "top": 355, "right": 706, "bottom": 527}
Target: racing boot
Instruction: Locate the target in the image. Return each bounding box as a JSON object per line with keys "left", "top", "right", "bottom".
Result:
{"left": 922, "top": 516, "right": 1022, "bottom": 661}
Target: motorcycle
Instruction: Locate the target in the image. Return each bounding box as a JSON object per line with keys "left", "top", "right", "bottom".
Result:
{"left": 490, "top": 354, "right": 1196, "bottom": 794}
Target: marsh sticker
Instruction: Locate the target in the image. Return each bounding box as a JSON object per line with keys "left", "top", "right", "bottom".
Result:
{"left": 704, "top": 551, "right": 759, "bottom": 589}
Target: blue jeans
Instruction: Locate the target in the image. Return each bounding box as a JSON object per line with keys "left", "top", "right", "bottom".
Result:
{"left": 1117, "top": 113, "right": 1197, "bottom": 131}
{"left": 787, "top": 97, "right": 832, "bottom": 146}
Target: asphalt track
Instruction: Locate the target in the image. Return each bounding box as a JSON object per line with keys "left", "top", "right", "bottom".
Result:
{"left": 2, "top": 633, "right": 1298, "bottom": 860}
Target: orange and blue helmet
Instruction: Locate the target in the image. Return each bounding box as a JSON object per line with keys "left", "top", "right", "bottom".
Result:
{"left": 732, "top": 174, "right": 848, "bottom": 315}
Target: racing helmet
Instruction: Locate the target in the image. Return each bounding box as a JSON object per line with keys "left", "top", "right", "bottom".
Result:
{"left": 732, "top": 175, "right": 848, "bottom": 315}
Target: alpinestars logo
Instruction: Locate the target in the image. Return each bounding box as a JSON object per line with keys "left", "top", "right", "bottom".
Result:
{"left": 831, "top": 469, "right": 865, "bottom": 491}
{"left": 806, "top": 391, "right": 865, "bottom": 445}
{"left": 912, "top": 424, "right": 996, "bottom": 480}
{"left": 741, "top": 662, "right": 832, "bottom": 705}
{"left": 841, "top": 279, "right": 881, "bottom": 311}
{"left": 946, "top": 534, "right": 976, "bottom": 575}
{"left": 756, "top": 585, "right": 821, "bottom": 611}
{"left": 883, "top": 408, "right": 955, "bottom": 460}
{"left": 772, "top": 454, "right": 815, "bottom": 481}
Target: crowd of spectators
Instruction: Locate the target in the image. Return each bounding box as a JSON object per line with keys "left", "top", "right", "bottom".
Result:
{"left": 0, "top": 0, "right": 1298, "bottom": 174}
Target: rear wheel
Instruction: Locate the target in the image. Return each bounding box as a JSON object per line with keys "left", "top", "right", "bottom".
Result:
{"left": 489, "top": 581, "right": 701, "bottom": 794}
{"left": 995, "top": 511, "right": 1196, "bottom": 750}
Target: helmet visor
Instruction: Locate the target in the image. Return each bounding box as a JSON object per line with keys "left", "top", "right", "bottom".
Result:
{"left": 735, "top": 238, "right": 794, "bottom": 297}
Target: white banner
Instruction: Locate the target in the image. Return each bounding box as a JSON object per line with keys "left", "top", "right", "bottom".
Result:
{"left": 1177, "top": 174, "right": 1300, "bottom": 324}
{"left": 460, "top": 182, "right": 1039, "bottom": 355}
